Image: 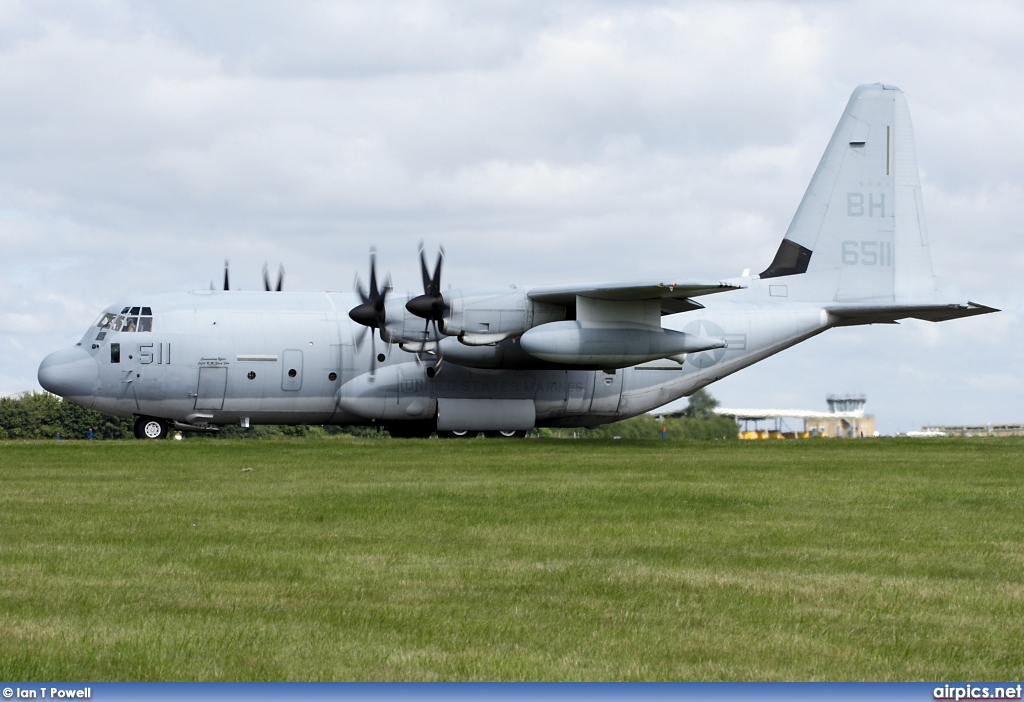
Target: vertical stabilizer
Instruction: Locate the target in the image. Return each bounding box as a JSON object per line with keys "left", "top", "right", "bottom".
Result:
{"left": 761, "top": 84, "right": 935, "bottom": 303}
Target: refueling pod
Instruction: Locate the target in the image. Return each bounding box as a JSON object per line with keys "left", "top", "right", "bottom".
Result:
{"left": 520, "top": 321, "right": 726, "bottom": 367}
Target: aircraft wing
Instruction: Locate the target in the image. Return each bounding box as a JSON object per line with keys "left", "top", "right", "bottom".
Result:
{"left": 528, "top": 280, "right": 744, "bottom": 314}
{"left": 828, "top": 301, "right": 999, "bottom": 325}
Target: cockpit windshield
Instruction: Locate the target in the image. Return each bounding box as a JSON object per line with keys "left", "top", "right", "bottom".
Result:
{"left": 96, "top": 306, "right": 153, "bottom": 332}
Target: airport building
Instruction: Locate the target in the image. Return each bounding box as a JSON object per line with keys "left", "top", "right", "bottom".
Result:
{"left": 716, "top": 394, "right": 877, "bottom": 439}
{"left": 918, "top": 424, "right": 1024, "bottom": 437}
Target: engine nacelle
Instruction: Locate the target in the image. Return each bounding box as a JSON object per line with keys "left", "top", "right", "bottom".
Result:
{"left": 441, "top": 286, "right": 564, "bottom": 340}
{"left": 519, "top": 321, "right": 726, "bottom": 368}
{"left": 383, "top": 295, "right": 440, "bottom": 346}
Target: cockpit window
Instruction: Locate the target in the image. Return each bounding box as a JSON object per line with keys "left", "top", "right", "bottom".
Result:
{"left": 98, "top": 306, "right": 153, "bottom": 332}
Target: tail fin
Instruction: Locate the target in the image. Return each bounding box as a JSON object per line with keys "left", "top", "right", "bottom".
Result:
{"left": 761, "top": 84, "right": 935, "bottom": 303}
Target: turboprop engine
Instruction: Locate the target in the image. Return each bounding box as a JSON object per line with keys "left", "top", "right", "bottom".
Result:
{"left": 350, "top": 244, "right": 742, "bottom": 372}
{"left": 520, "top": 321, "right": 725, "bottom": 367}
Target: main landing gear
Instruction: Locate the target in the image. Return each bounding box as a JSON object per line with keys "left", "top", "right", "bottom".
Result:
{"left": 436, "top": 430, "right": 527, "bottom": 439}
{"left": 134, "top": 416, "right": 169, "bottom": 440}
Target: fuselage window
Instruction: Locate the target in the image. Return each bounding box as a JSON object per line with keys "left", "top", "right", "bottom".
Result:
{"left": 138, "top": 317, "right": 152, "bottom": 332}
{"left": 123, "top": 317, "right": 138, "bottom": 332}
{"left": 96, "top": 313, "right": 116, "bottom": 329}
{"left": 111, "top": 343, "right": 120, "bottom": 363}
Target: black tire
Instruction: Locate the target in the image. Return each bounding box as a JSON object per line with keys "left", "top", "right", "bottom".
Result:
{"left": 134, "top": 416, "right": 169, "bottom": 440}
{"left": 385, "top": 421, "right": 435, "bottom": 439}
{"left": 437, "top": 430, "right": 477, "bottom": 439}
{"left": 483, "top": 430, "right": 527, "bottom": 439}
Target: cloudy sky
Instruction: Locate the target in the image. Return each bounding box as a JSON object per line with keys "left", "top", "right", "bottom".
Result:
{"left": 2, "top": 0, "right": 1021, "bottom": 433}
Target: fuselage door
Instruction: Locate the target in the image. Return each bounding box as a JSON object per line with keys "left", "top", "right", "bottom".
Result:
{"left": 282, "top": 349, "right": 303, "bottom": 391}
{"left": 195, "top": 367, "right": 227, "bottom": 410}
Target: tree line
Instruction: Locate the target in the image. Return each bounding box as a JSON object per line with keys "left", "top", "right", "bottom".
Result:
{"left": 0, "top": 389, "right": 737, "bottom": 440}
{"left": 0, "top": 392, "right": 134, "bottom": 440}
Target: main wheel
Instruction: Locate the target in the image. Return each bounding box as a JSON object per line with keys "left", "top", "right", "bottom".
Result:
{"left": 483, "top": 430, "right": 527, "bottom": 438}
{"left": 134, "top": 416, "right": 169, "bottom": 440}
{"left": 437, "top": 430, "right": 477, "bottom": 439}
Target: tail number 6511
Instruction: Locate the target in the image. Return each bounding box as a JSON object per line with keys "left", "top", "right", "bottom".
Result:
{"left": 842, "top": 241, "right": 892, "bottom": 266}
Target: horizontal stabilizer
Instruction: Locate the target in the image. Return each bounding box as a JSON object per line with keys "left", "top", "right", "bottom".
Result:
{"left": 828, "top": 301, "right": 998, "bottom": 325}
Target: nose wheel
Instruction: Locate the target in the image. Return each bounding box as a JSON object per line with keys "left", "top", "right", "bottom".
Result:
{"left": 134, "top": 416, "right": 169, "bottom": 440}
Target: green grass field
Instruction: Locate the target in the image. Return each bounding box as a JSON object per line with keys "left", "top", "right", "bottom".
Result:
{"left": 1, "top": 437, "right": 1023, "bottom": 681}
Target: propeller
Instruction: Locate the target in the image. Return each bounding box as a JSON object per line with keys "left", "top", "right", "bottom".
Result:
{"left": 406, "top": 243, "right": 446, "bottom": 324}
{"left": 406, "top": 243, "right": 447, "bottom": 361}
{"left": 349, "top": 248, "right": 391, "bottom": 375}
{"left": 223, "top": 260, "right": 230, "bottom": 291}
{"left": 263, "top": 263, "right": 285, "bottom": 292}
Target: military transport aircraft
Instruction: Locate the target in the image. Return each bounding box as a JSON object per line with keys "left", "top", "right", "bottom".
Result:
{"left": 38, "top": 84, "right": 996, "bottom": 439}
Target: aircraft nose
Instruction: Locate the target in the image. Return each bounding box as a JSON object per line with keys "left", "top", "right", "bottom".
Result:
{"left": 38, "top": 346, "right": 99, "bottom": 405}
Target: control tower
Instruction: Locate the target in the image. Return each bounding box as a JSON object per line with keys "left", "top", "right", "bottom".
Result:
{"left": 826, "top": 394, "right": 867, "bottom": 414}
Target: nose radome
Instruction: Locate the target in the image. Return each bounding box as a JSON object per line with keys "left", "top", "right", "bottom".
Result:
{"left": 38, "top": 346, "right": 99, "bottom": 406}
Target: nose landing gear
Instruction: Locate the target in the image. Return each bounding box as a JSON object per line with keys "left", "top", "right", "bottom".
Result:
{"left": 134, "top": 416, "right": 169, "bottom": 440}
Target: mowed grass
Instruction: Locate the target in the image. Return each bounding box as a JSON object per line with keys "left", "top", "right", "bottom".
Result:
{"left": 1, "top": 437, "right": 1023, "bottom": 681}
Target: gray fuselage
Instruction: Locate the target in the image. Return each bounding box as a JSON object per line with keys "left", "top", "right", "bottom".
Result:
{"left": 37, "top": 277, "right": 828, "bottom": 432}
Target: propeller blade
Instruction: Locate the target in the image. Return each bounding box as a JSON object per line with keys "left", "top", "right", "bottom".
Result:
{"left": 433, "top": 320, "right": 444, "bottom": 362}
{"left": 263, "top": 263, "right": 271, "bottom": 292}
{"left": 418, "top": 242, "right": 431, "bottom": 292}
{"left": 223, "top": 260, "right": 230, "bottom": 291}
{"left": 406, "top": 244, "right": 447, "bottom": 321}
{"left": 368, "top": 248, "right": 378, "bottom": 299}
{"left": 370, "top": 331, "right": 377, "bottom": 377}
{"left": 431, "top": 246, "right": 444, "bottom": 294}
{"left": 277, "top": 265, "right": 284, "bottom": 292}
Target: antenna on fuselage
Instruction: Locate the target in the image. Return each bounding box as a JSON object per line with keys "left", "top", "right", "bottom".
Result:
{"left": 263, "top": 263, "right": 285, "bottom": 292}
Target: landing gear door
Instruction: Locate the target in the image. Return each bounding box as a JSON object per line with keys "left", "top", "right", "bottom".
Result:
{"left": 590, "top": 371, "right": 623, "bottom": 414}
{"left": 566, "top": 371, "right": 589, "bottom": 413}
{"left": 195, "top": 367, "right": 227, "bottom": 410}
{"left": 281, "top": 349, "right": 303, "bottom": 391}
